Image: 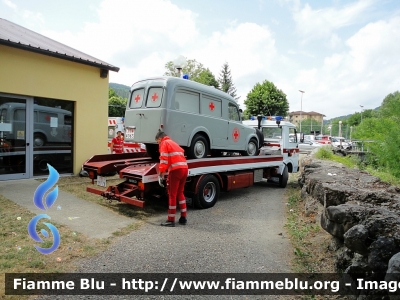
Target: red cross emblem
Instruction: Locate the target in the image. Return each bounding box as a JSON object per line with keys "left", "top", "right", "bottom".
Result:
{"left": 209, "top": 102, "right": 215, "bottom": 111}
{"left": 151, "top": 93, "right": 158, "bottom": 102}
{"left": 134, "top": 94, "right": 141, "bottom": 103}
{"left": 232, "top": 128, "right": 240, "bottom": 142}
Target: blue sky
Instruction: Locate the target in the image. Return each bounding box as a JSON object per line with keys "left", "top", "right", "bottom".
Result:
{"left": 1, "top": 0, "right": 400, "bottom": 119}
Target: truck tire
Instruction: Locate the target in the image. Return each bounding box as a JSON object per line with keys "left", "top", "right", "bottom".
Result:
{"left": 145, "top": 144, "right": 159, "bottom": 160}
{"left": 194, "top": 175, "right": 220, "bottom": 209}
{"left": 241, "top": 138, "right": 259, "bottom": 156}
{"left": 279, "top": 165, "right": 289, "bottom": 188}
{"left": 189, "top": 134, "right": 208, "bottom": 159}
{"left": 34, "top": 133, "right": 46, "bottom": 147}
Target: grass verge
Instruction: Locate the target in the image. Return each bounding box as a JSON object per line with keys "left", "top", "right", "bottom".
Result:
{"left": 314, "top": 146, "right": 400, "bottom": 186}
{"left": 285, "top": 179, "right": 334, "bottom": 274}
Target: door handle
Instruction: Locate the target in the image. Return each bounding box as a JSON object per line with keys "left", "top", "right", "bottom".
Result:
{"left": 26, "top": 143, "right": 30, "bottom": 146}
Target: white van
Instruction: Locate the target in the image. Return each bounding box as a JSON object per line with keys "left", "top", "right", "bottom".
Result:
{"left": 0, "top": 102, "right": 72, "bottom": 147}
{"left": 124, "top": 77, "right": 259, "bottom": 159}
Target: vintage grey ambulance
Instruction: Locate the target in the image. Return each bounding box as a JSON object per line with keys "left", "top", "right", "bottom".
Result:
{"left": 124, "top": 77, "right": 259, "bottom": 159}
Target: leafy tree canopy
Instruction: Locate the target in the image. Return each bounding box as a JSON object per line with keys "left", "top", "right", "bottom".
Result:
{"left": 108, "top": 88, "right": 127, "bottom": 117}
{"left": 243, "top": 80, "right": 289, "bottom": 119}
{"left": 164, "top": 58, "right": 205, "bottom": 80}
{"left": 346, "top": 109, "right": 375, "bottom": 126}
{"left": 164, "top": 58, "right": 219, "bottom": 88}
{"left": 379, "top": 91, "right": 400, "bottom": 119}
{"left": 195, "top": 68, "right": 219, "bottom": 88}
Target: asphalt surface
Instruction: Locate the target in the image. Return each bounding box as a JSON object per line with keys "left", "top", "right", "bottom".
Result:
{"left": 33, "top": 180, "right": 293, "bottom": 300}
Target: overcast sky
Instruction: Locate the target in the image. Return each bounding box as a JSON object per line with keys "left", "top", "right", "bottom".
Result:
{"left": 1, "top": 0, "right": 400, "bottom": 119}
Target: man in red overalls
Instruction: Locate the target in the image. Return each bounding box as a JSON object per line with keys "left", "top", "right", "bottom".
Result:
{"left": 110, "top": 131, "right": 124, "bottom": 154}
{"left": 156, "top": 131, "right": 188, "bottom": 227}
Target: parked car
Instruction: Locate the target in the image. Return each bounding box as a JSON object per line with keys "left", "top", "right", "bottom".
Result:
{"left": 314, "top": 135, "right": 331, "bottom": 145}
{"left": 331, "top": 137, "right": 352, "bottom": 150}
{"left": 298, "top": 139, "right": 322, "bottom": 151}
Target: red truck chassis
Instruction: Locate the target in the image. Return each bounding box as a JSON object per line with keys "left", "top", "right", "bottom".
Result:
{"left": 83, "top": 152, "right": 290, "bottom": 209}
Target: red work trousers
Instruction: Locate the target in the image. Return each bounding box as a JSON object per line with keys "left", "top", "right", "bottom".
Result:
{"left": 167, "top": 168, "right": 188, "bottom": 222}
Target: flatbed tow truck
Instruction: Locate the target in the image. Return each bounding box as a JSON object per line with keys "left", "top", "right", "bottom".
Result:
{"left": 83, "top": 117, "right": 300, "bottom": 209}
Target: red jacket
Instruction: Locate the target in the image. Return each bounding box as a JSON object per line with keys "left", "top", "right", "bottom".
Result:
{"left": 158, "top": 136, "right": 187, "bottom": 173}
{"left": 111, "top": 136, "right": 124, "bottom": 153}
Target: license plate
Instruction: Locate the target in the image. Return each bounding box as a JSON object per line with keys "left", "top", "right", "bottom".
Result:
{"left": 126, "top": 128, "right": 135, "bottom": 139}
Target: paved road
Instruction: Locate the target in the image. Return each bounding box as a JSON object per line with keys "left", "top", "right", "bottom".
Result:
{"left": 35, "top": 180, "right": 293, "bottom": 300}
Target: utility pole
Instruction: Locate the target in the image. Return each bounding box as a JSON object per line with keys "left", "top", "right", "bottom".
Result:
{"left": 299, "top": 90, "right": 305, "bottom": 132}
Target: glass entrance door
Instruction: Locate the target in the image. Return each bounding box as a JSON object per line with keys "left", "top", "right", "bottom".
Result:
{"left": 0, "top": 95, "right": 31, "bottom": 180}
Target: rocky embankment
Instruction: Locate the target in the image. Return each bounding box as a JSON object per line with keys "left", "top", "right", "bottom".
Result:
{"left": 298, "top": 155, "right": 400, "bottom": 299}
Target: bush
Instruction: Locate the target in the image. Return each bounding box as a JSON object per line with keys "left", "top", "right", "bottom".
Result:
{"left": 314, "top": 146, "right": 333, "bottom": 159}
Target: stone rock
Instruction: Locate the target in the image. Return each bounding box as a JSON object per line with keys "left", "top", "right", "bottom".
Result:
{"left": 304, "top": 197, "right": 321, "bottom": 217}
{"left": 328, "top": 237, "right": 343, "bottom": 251}
{"left": 299, "top": 154, "right": 400, "bottom": 298}
{"left": 368, "top": 237, "right": 400, "bottom": 273}
{"left": 344, "top": 224, "right": 370, "bottom": 256}
{"left": 321, "top": 204, "right": 367, "bottom": 239}
{"left": 334, "top": 246, "right": 354, "bottom": 271}
{"left": 385, "top": 252, "right": 400, "bottom": 299}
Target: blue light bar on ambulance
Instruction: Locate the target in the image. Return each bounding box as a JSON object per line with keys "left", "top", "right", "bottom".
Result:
{"left": 250, "top": 116, "right": 283, "bottom": 121}
{"left": 182, "top": 74, "right": 189, "bottom": 80}
{"left": 250, "top": 116, "right": 266, "bottom": 120}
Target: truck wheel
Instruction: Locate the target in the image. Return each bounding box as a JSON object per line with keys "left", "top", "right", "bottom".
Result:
{"left": 145, "top": 144, "right": 159, "bottom": 160}
{"left": 279, "top": 165, "right": 289, "bottom": 188}
{"left": 189, "top": 134, "right": 208, "bottom": 159}
{"left": 241, "top": 138, "right": 259, "bottom": 156}
{"left": 34, "top": 133, "right": 46, "bottom": 147}
{"left": 194, "top": 175, "right": 220, "bottom": 209}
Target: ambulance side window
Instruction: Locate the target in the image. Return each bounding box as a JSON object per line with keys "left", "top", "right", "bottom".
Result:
{"left": 129, "top": 89, "right": 145, "bottom": 109}
{"left": 175, "top": 89, "right": 199, "bottom": 113}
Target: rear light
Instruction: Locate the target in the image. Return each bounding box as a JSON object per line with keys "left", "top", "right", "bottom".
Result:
{"left": 138, "top": 181, "right": 145, "bottom": 191}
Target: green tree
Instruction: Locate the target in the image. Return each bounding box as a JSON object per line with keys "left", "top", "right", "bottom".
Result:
{"left": 218, "top": 62, "right": 240, "bottom": 101}
{"left": 379, "top": 91, "right": 400, "bottom": 118}
{"left": 194, "top": 68, "right": 219, "bottom": 88}
{"left": 164, "top": 58, "right": 220, "bottom": 88}
{"left": 243, "top": 80, "right": 289, "bottom": 118}
{"left": 164, "top": 58, "right": 206, "bottom": 80}
{"left": 108, "top": 88, "right": 127, "bottom": 117}
{"left": 352, "top": 91, "right": 400, "bottom": 177}
{"left": 347, "top": 109, "right": 375, "bottom": 126}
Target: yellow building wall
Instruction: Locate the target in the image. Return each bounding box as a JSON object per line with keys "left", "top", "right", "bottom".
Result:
{"left": 0, "top": 45, "right": 109, "bottom": 175}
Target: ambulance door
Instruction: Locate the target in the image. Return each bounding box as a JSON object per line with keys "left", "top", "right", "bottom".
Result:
{"left": 125, "top": 88, "right": 145, "bottom": 142}
{"left": 200, "top": 95, "right": 227, "bottom": 148}
{"left": 226, "top": 103, "right": 247, "bottom": 151}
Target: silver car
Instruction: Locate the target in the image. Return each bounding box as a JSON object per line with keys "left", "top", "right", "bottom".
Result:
{"left": 298, "top": 139, "right": 322, "bottom": 152}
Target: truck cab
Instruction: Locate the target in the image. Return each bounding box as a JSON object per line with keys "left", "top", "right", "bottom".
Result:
{"left": 242, "top": 116, "right": 299, "bottom": 173}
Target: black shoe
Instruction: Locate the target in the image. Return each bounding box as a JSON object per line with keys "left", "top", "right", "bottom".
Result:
{"left": 160, "top": 221, "right": 175, "bottom": 227}
{"left": 179, "top": 217, "right": 187, "bottom": 225}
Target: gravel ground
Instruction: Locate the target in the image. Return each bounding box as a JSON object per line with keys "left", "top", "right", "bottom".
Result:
{"left": 33, "top": 180, "right": 294, "bottom": 300}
